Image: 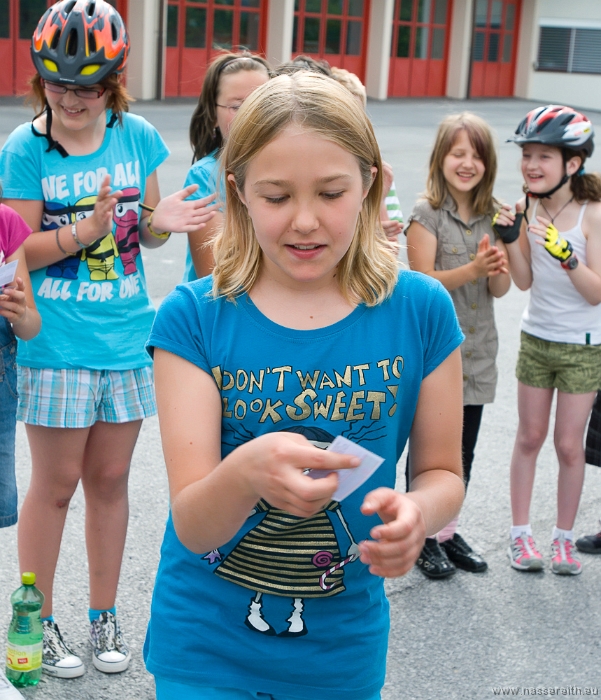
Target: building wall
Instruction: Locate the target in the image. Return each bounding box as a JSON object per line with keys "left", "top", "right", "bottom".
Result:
{"left": 519, "top": 0, "right": 601, "bottom": 112}
{"left": 126, "top": 0, "right": 162, "bottom": 100}
{"left": 122, "top": 0, "right": 601, "bottom": 108}
{"left": 446, "top": 0, "right": 473, "bottom": 99}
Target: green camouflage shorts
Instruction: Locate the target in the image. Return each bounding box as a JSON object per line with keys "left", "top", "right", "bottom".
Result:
{"left": 516, "top": 331, "right": 601, "bottom": 394}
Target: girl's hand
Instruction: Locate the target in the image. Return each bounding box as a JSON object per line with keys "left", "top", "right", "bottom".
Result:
{"left": 492, "top": 203, "right": 515, "bottom": 228}
{"left": 240, "top": 432, "right": 360, "bottom": 519}
{"left": 381, "top": 218, "right": 404, "bottom": 240}
{"left": 147, "top": 185, "right": 219, "bottom": 235}
{"left": 529, "top": 215, "right": 574, "bottom": 261}
{"left": 492, "top": 206, "right": 522, "bottom": 245}
{"left": 0, "top": 277, "right": 28, "bottom": 325}
{"left": 86, "top": 175, "right": 122, "bottom": 244}
{"left": 358, "top": 488, "right": 426, "bottom": 578}
{"left": 473, "top": 233, "right": 508, "bottom": 277}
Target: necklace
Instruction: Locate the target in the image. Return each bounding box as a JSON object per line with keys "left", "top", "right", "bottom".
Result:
{"left": 541, "top": 196, "right": 574, "bottom": 224}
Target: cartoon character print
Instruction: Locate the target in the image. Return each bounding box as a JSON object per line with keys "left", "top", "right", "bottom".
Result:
{"left": 75, "top": 196, "right": 120, "bottom": 281}
{"left": 113, "top": 187, "right": 140, "bottom": 275}
{"left": 204, "top": 426, "right": 360, "bottom": 638}
{"left": 42, "top": 202, "right": 82, "bottom": 280}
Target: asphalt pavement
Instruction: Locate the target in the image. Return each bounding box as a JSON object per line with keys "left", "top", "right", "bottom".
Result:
{"left": 1, "top": 95, "right": 601, "bottom": 699}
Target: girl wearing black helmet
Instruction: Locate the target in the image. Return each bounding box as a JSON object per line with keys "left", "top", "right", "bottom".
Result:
{"left": 0, "top": 0, "right": 216, "bottom": 680}
{"left": 504, "top": 105, "right": 601, "bottom": 576}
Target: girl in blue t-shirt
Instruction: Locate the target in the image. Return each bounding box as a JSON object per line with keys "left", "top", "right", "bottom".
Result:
{"left": 183, "top": 51, "right": 271, "bottom": 282}
{"left": 146, "top": 73, "right": 465, "bottom": 700}
{"left": 0, "top": 1, "right": 215, "bottom": 680}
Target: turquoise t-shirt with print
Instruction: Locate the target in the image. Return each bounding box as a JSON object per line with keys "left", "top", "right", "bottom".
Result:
{"left": 144, "top": 271, "right": 463, "bottom": 699}
{"left": 0, "top": 112, "right": 169, "bottom": 370}
{"left": 182, "top": 150, "right": 223, "bottom": 283}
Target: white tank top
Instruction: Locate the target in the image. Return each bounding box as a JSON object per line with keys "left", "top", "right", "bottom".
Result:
{"left": 521, "top": 200, "right": 601, "bottom": 345}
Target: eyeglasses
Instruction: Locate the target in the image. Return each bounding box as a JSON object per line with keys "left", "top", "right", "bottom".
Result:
{"left": 216, "top": 103, "right": 243, "bottom": 114}
{"left": 42, "top": 80, "right": 106, "bottom": 100}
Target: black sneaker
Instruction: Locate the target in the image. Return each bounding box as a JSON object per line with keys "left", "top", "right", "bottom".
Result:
{"left": 441, "top": 533, "right": 488, "bottom": 573}
{"left": 576, "top": 526, "right": 601, "bottom": 554}
{"left": 416, "top": 538, "right": 456, "bottom": 579}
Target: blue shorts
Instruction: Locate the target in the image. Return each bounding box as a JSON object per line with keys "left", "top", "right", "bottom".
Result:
{"left": 0, "top": 327, "right": 18, "bottom": 528}
{"left": 17, "top": 366, "right": 156, "bottom": 428}
{"left": 154, "top": 680, "right": 381, "bottom": 700}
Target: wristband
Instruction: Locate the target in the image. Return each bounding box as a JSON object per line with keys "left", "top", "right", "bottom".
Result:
{"left": 543, "top": 223, "right": 573, "bottom": 262}
{"left": 492, "top": 211, "right": 523, "bottom": 244}
{"left": 71, "top": 222, "right": 87, "bottom": 249}
{"left": 56, "top": 227, "right": 74, "bottom": 257}
{"left": 147, "top": 212, "right": 171, "bottom": 240}
{"left": 561, "top": 254, "right": 579, "bottom": 271}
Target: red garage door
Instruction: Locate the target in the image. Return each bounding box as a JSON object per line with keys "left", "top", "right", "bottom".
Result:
{"left": 0, "top": 0, "right": 128, "bottom": 97}
{"left": 292, "top": 0, "right": 370, "bottom": 81}
{"left": 388, "top": 0, "right": 453, "bottom": 97}
{"left": 469, "top": 0, "right": 521, "bottom": 97}
{"left": 165, "top": 0, "right": 268, "bottom": 98}
{"left": 0, "top": 0, "right": 52, "bottom": 97}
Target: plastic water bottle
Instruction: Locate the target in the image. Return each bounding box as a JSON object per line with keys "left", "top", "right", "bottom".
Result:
{"left": 5, "top": 573, "right": 44, "bottom": 688}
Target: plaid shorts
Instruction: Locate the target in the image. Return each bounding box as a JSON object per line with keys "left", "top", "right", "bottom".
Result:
{"left": 17, "top": 366, "right": 156, "bottom": 428}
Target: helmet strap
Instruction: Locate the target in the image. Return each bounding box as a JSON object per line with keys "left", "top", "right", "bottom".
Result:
{"left": 524, "top": 172, "right": 570, "bottom": 200}
{"left": 43, "top": 104, "right": 70, "bottom": 159}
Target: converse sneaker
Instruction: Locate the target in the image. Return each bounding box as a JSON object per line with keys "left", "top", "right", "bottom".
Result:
{"left": 508, "top": 533, "right": 544, "bottom": 571}
{"left": 89, "top": 612, "right": 130, "bottom": 674}
{"left": 0, "top": 668, "right": 25, "bottom": 700}
{"left": 551, "top": 535, "right": 582, "bottom": 575}
{"left": 42, "top": 619, "right": 85, "bottom": 678}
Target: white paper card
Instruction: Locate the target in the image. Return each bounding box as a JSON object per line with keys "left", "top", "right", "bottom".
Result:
{"left": 308, "top": 435, "right": 384, "bottom": 501}
{"left": 0, "top": 260, "right": 18, "bottom": 288}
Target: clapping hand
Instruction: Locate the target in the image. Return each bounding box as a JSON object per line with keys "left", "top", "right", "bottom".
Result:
{"left": 147, "top": 185, "right": 219, "bottom": 235}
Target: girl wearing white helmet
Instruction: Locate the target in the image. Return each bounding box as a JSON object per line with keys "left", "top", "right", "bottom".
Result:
{"left": 0, "top": 0, "right": 215, "bottom": 679}
{"left": 504, "top": 105, "right": 601, "bottom": 576}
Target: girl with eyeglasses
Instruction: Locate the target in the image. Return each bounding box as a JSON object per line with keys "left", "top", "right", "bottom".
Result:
{"left": 183, "top": 51, "right": 271, "bottom": 282}
{"left": 0, "top": 0, "right": 215, "bottom": 680}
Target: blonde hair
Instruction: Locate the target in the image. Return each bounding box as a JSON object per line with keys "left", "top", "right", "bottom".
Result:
{"left": 425, "top": 112, "right": 498, "bottom": 216}
{"left": 212, "top": 72, "right": 398, "bottom": 305}
{"left": 330, "top": 67, "right": 366, "bottom": 108}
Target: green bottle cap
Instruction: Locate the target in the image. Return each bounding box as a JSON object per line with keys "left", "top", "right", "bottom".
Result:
{"left": 21, "top": 572, "right": 36, "bottom": 586}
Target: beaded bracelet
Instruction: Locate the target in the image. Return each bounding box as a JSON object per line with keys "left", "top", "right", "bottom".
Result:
{"left": 71, "top": 222, "right": 87, "bottom": 249}
{"left": 147, "top": 211, "right": 171, "bottom": 240}
{"left": 56, "top": 227, "right": 74, "bottom": 257}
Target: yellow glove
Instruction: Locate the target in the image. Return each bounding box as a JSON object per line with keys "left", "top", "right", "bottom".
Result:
{"left": 544, "top": 223, "right": 573, "bottom": 262}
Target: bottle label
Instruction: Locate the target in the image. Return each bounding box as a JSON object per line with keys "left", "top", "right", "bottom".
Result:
{"left": 6, "top": 642, "right": 42, "bottom": 672}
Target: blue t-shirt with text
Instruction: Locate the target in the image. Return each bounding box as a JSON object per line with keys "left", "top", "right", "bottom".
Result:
{"left": 144, "top": 271, "right": 463, "bottom": 699}
{"left": 0, "top": 111, "right": 169, "bottom": 370}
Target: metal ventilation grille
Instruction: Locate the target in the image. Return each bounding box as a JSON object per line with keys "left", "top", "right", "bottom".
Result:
{"left": 572, "top": 29, "right": 601, "bottom": 74}
{"left": 537, "top": 25, "right": 601, "bottom": 74}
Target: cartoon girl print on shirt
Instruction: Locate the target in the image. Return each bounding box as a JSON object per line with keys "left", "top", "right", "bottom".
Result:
{"left": 203, "top": 426, "right": 361, "bottom": 638}
{"left": 41, "top": 187, "right": 141, "bottom": 281}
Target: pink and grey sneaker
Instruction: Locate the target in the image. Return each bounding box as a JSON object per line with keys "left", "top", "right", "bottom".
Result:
{"left": 508, "top": 533, "right": 544, "bottom": 571}
{"left": 551, "top": 536, "right": 582, "bottom": 576}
